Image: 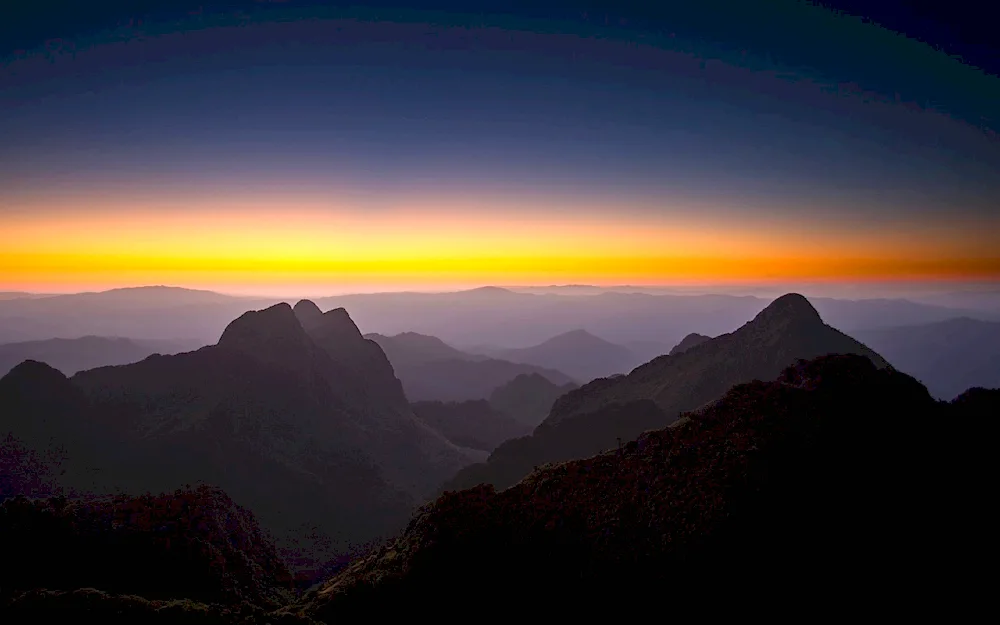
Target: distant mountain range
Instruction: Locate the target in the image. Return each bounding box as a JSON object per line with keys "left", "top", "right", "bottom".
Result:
{"left": 4, "top": 284, "right": 996, "bottom": 349}
{"left": 366, "top": 332, "right": 575, "bottom": 401}
{"left": 853, "top": 317, "right": 1000, "bottom": 400}
{"left": 466, "top": 329, "right": 639, "bottom": 382}
{"left": 0, "top": 336, "right": 205, "bottom": 378}
{"left": 0, "top": 286, "right": 279, "bottom": 344}
{"left": 410, "top": 373, "right": 580, "bottom": 453}
{"left": 446, "top": 294, "right": 890, "bottom": 492}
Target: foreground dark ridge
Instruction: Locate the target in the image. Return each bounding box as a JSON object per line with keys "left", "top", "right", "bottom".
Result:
{"left": 0, "top": 485, "right": 295, "bottom": 618}
{"left": 283, "top": 353, "right": 995, "bottom": 617}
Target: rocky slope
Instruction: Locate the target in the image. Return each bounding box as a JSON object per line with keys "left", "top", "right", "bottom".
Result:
{"left": 446, "top": 293, "right": 889, "bottom": 492}
{"left": 1, "top": 485, "right": 293, "bottom": 608}
{"left": 283, "top": 353, "right": 993, "bottom": 617}
{"left": 1, "top": 302, "right": 477, "bottom": 575}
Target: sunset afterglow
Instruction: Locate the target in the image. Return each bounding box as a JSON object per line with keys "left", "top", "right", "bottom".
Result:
{"left": 2, "top": 6, "right": 998, "bottom": 295}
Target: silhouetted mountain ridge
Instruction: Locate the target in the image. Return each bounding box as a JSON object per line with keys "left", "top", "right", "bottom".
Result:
{"left": 1, "top": 301, "right": 477, "bottom": 576}
{"left": 668, "top": 333, "right": 712, "bottom": 355}
{"left": 0, "top": 336, "right": 204, "bottom": 378}
{"left": 446, "top": 293, "right": 889, "bottom": 492}
{"left": 285, "top": 353, "right": 993, "bottom": 616}
{"left": 472, "top": 329, "right": 636, "bottom": 382}
{"left": 368, "top": 332, "right": 575, "bottom": 402}
{"left": 488, "top": 373, "right": 579, "bottom": 426}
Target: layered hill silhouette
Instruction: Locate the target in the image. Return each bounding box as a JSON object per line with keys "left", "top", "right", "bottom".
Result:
{"left": 409, "top": 373, "right": 579, "bottom": 454}
{"left": 411, "top": 400, "right": 530, "bottom": 453}
{"left": 364, "top": 332, "right": 490, "bottom": 368}
{"left": 488, "top": 373, "right": 579, "bottom": 426}
{"left": 367, "top": 332, "right": 575, "bottom": 401}
{"left": 0, "top": 336, "right": 205, "bottom": 378}
{"left": 0, "top": 301, "right": 476, "bottom": 575}
{"left": 853, "top": 317, "right": 1000, "bottom": 400}
{"left": 0, "top": 286, "right": 279, "bottom": 344}
{"left": 283, "top": 353, "right": 994, "bottom": 616}
{"left": 473, "top": 329, "right": 638, "bottom": 382}
{"left": 668, "top": 332, "right": 712, "bottom": 355}
{"left": 446, "top": 293, "right": 889, "bottom": 492}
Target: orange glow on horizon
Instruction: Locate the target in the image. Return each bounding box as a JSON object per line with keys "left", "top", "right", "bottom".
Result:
{"left": 2, "top": 200, "right": 999, "bottom": 293}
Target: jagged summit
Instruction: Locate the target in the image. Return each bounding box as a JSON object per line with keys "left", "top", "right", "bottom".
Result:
{"left": 292, "top": 299, "right": 324, "bottom": 330}
{"left": 217, "top": 303, "right": 310, "bottom": 355}
{"left": 749, "top": 293, "right": 823, "bottom": 328}
{"left": 318, "top": 307, "right": 364, "bottom": 341}
{"left": 294, "top": 300, "right": 363, "bottom": 342}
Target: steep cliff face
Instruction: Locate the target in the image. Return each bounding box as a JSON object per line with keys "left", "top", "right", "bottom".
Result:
{"left": 294, "top": 300, "right": 475, "bottom": 497}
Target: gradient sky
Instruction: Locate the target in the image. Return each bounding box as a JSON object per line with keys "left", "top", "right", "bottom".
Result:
{"left": 2, "top": 1, "right": 999, "bottom": 295}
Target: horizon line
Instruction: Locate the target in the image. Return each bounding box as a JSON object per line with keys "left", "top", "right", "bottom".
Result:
{"left": 3, "top": 278, "right": 1000, "bottom": 301}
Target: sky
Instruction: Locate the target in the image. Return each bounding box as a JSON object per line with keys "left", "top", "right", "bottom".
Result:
{"left": 1, "top": 1, "right": 999, "bottom": 296}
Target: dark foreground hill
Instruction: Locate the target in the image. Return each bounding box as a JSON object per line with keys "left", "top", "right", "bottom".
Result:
{"left": 0, "top": 486, "right": 326, "bottom": 625}
{"left": 0, "top": 485, "right": 293, "bottom": 608}
{"left": 446, "top": 293, "right": 889, "bottom": 492}
{"left": 281, "top": 354, "right": 995, "bottom": 618}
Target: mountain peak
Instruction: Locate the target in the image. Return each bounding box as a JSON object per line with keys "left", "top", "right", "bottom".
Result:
{"left": 751, "top": 293, "right": 823, "bottom": 327}
{"left": 217, "top": 303, "right": 310, "bottom": 353}
{"left": 669, "top": 333, "right": 712, "bottom": 356}
{"left": 545, "top": 329, "right": 607, "bottom": 345}
{"left": 312, "top": 307, "right": 364, "bottom": 342}
{"left": 293, "top": 299, "right": 325, "bottom": 330}
{"left": 1, "top": 359, "right": 69, "bottom": 386}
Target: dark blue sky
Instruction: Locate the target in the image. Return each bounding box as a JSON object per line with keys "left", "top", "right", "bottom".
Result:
{"left": 1, "top": 1, "right": 998, "bottom": 292}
